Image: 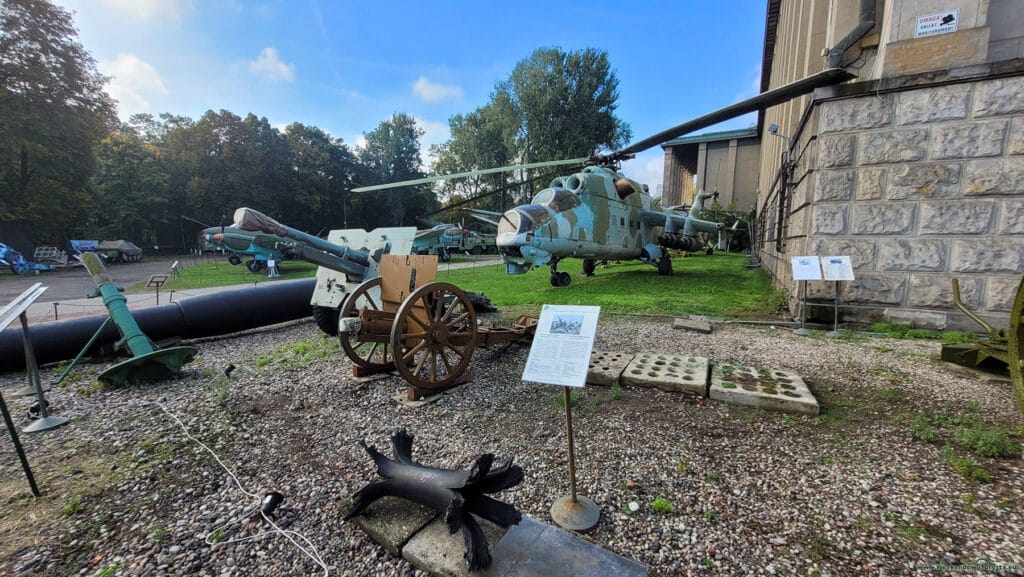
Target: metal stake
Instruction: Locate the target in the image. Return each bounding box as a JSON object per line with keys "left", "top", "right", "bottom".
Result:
{"left": 825, "top": 281, "right": 842, "bottom": 338}
{"left": 550, "top": 386, "right": 600, "bottom": 531}
{"left": 0, "top": 389, "right": 40, "bottom": 496}
{"left": 794, "top": 280, "right": 812, "bottom": 336}
{"left": 20, "top": 312, "right": 68, "bottom": 433}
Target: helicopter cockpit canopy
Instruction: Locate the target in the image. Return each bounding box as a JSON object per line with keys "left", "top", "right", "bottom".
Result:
{"left": 531, "top": 187, "right": 581, "bottom": 212}
{"left": 499, "top": 187, "right": 580, "bottom": 236}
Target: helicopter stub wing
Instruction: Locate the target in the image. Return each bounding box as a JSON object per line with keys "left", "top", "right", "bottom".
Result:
{"left": 639, "top": 209, "right": 722, "bottom": 236}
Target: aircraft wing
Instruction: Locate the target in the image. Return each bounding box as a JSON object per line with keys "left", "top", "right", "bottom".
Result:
{"left": 639, "top": 209, "right": 721, "bottom": 236}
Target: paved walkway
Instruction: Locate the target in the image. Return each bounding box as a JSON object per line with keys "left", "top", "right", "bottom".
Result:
{"left": 15, "top": 258, "right": 503, "bottom": 326}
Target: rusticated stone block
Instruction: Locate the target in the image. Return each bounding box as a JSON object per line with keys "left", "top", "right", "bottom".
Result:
{"left": 972, "top": 77, "right": 1024, "bottom": 118}
{"left": 844, "top": 274, "right": 907, "bottom": 305}
{"left": 909, "top": 275, "right": 982, "bottom": 309}
{"left": 987, "top": 276, "right": 1024, "bottom": 311}
{"left": 883, "top": 309, "right": 947, "bottom": 330}
{"left": 818, "top": 135, "right": 855, "bottom": 168}
{"left": 930, "top": 120, "right": 1007, "bottom": 160}
{"left": 852, "top": 204, "right": 915, "bottom": 235}
{"left": 820, "top": 95, "right": 891, "bottom": 133}
{"left": 856, "top": 168, "right": 885, "bottom": 200}
{"left": 998, "top": 199, "right": 1024, "bottom": 234}
{"left": 895, "top": 84, "right": 970, "bottom": 125}
{"left": 811, "top": 205, "right": 847, "bottom": 235}
{"left": 788, "top": 209, "right": 809, "bottom": 237}
{"left": 919, "top": 201, "right": 994, "bottom": 234}
{"left": 814, "top": 170, "right": 854, "bottom": 201}
{"left": 964, "top": 157, "right": 1024, "bottom": 195}
{"left": 1009, "top": 117, "right": 1024, "bottom": 155}
{"left": 859, "top": 129, "right": 928, "bottom": 165}
{"left": 808, "top": 238, "right": 875, "bottom": 269}
{"left": 888, "top": 162, "right": 961, "bottom": 200}
{"left": 951, "top": 240, "right": 1024, "bottom": 274}
{"left": 791, "top": 178, "right": 810, "bottom": 210}
{"left": 877, "top": 239, "right": 948, "bottom": 272}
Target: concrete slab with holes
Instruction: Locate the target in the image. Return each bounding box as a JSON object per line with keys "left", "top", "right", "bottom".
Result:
{"left": 586, "top": 351, "right": 635, "bottom": 386}
{"left": 709, "top": 364, "right": 819, "bottom": 415}
{"left": 620, "top": 353, "right": 709, "bottom": 396}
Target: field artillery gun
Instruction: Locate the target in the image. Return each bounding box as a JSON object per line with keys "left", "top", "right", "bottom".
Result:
{"left": 943, "top": 275, "right": 1024, "bottom": 420}
{"left": 233, "top": 209, "right": 536, "bottom": 396}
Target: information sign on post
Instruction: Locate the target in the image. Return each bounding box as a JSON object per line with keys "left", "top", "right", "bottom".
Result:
{"left": 821, "top": 256, "right": 854, "bottom": 336}
{"left": 522, "top": 304, "right": 601, "bottom": 530}
{"left": 790, "top": 256, "right": 821, "bottom": 336}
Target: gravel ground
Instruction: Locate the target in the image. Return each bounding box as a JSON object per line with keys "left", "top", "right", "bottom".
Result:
{"left": 0, "top": 313, "right": 1022, "bottom": 577}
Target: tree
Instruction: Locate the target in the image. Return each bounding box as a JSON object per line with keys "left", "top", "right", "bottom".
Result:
{"left": 356, "top": 113, "right": 437, "bottom": 228}
{"left": 91, "top": 131, "right": 172, "bottom": 243}
{"left": 0, "top": 0, "right": 116, "bottom": 241}
{"left": 283, "top": 122, "right": 359, "bottom": 231}
{"left": 431, "top": 47, "right": 631, "bottom": 212}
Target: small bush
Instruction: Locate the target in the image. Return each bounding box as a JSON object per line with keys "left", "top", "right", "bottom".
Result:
{"left": 651, "top": 497, "right": 674, "bottom": 513}
{"left": 944, "top": 448, "right": 992, "bottom": 483}
{"left": 909, "top": 415, "right": 939, "bottom": 444}
{"left": 954, "top": 426, "right": 1018, "bottom": 458}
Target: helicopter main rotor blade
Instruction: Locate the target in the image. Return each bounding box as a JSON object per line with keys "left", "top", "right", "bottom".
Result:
{"left": 351, "top": 157, "right": 589, "bottom": 193}
{"left": 614, "top": 68, "right": 856, "bottom": 157}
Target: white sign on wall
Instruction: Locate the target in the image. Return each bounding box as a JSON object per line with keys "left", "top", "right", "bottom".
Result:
{"left": 915, "top": 9, "right": 959, "bottom": 38}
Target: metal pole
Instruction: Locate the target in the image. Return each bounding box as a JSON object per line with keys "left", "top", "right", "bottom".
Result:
{"left": 0, "top": 390, "right": 40, "bottom": 496}
{"left": 794, "top": 280, "right": 811, "bottom": 336}
{"left": 563, "top": 386, "right": 578, "bottom": 503}
{"left": 826, "top": 281, "right": 842, "bottom": 338}
{"left": 20, "top": 312, "right": 68, "bottom": 433}
{"left": 53, "top": 302, "right": 59, "bottom": 321}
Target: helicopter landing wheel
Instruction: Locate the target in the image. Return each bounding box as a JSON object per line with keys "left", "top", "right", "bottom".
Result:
{"left": 705, "top": 246, "right": 714, "bottom": 255}
{"left": 581, "top": 258, "right": 596, "bottom": 277}
{"left": 658, "top": 253, "right": 673, "bottom": 276}
{"left": 550, "top": 271, "right": 571, "bottom": 287}
{"left": 391, "top": 282, "right": 477, "bottom": 391}
{"left": 228, "top": 255, "right": 242, "bottom": 266}
{"left": 339, "top": 278, "right": 394, "bottom": 372}
{"left": 246, "top": 259, "right": 266, "bottom": 273}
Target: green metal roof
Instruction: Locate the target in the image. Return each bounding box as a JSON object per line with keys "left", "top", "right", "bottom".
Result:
{"left": 661, "top": 127, "right": 759, "bottom": 147}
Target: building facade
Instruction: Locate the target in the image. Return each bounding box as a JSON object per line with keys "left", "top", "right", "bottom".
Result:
{"left": 661, "top": 129, "right": 761, "bottom": 211}
{"left": 755, "top": 0, "right": 1023, "bottom": 329}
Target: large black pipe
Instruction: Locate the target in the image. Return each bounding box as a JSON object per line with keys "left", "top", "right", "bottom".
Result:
{"left": 0, "top": 278, "right": 316, "bottom": 373}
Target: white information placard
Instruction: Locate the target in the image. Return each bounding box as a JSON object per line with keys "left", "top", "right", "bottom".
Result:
{"left": 822, "top": 256, "right": 855, "bottom": 281}
{"left": 791, "top": 256, "right": 823, "bottom": 281}
{"left": 522, "top": 304, "right": 600, "bottom": 387}
{"left": 915, "top": 9, "right": 958, "bottom": 38}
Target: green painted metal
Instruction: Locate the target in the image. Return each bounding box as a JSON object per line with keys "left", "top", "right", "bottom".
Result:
{"left": 80, "top": 253, "right": 196, "bottom": 385}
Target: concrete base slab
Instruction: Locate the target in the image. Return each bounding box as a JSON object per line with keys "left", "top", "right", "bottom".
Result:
{"left": 621, "top": 353, "right": 709, "bottom": 396}
{"left": 672, "top": 318, "right": 712, "bottom": 333}
{"left": 400, "top": 514, "right": 648, "bottom": 577}
{"left": 352, "top": 496, "right": 438, "bottom": 556}
{"left": 587, "top": 351, "right": 635, "bottom": 386}
{"left": 709, "top": 364, "right": 819, "bottom": 415}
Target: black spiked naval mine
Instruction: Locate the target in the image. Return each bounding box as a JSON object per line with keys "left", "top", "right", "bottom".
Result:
{"left": 345, "top": 428, "right": 525, "bottom": 570}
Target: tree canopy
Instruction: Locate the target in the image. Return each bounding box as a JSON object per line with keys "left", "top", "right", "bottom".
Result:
{"left": 431, "top": 47, "right": 631, "bottom": 212}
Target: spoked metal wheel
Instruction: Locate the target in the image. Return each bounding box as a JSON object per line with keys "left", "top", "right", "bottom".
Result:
{"left": 391, "top": 282, "right": 478, "bottom": 391}
{"left": 1008, "top": 275, "right": 1024, "bottom": 420}
{"left": 338, "top": 277, "right": 394, "bottom": 371}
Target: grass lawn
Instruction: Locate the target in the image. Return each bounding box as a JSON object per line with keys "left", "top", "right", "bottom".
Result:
{"left": 133, "top": 259, "right": 319, "bottom": 291}
{"left": 434, "top": 252, "right": 785, "bottom": 318}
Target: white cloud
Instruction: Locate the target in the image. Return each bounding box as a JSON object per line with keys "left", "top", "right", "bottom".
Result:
{"left": 622, "top": 151, "right": 664, "bottom": 197}
{"left": 249, "top": 47, "right": 295, "bottom": 82}
{"left": 98, "top": 0, "right": 190, "bottom": 21}
{"left": 411, "top": 76, "right": 463, "bottom": 102}
{"left": 99, "top": 54, "right": 168, "bottom": 118}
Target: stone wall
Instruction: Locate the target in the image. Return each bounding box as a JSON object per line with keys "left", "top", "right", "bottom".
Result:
{"left": 763, "top": 74, "right": 1023, "bottom": 330}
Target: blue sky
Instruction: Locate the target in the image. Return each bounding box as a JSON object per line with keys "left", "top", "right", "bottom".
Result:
{"left": 57, "top": 0, "right": 767, "bottom": 194}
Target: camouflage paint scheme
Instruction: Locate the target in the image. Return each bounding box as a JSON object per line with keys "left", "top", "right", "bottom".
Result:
{"left": 200, "top": 226, "right": 286, "bottom": 264}
{"left": 482, "top": 166, "right": 722, "bottom": 274}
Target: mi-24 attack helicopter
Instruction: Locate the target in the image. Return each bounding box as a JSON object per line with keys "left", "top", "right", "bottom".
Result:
{"left": 353, "top": 68, "right": 854, "bottom": 286}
